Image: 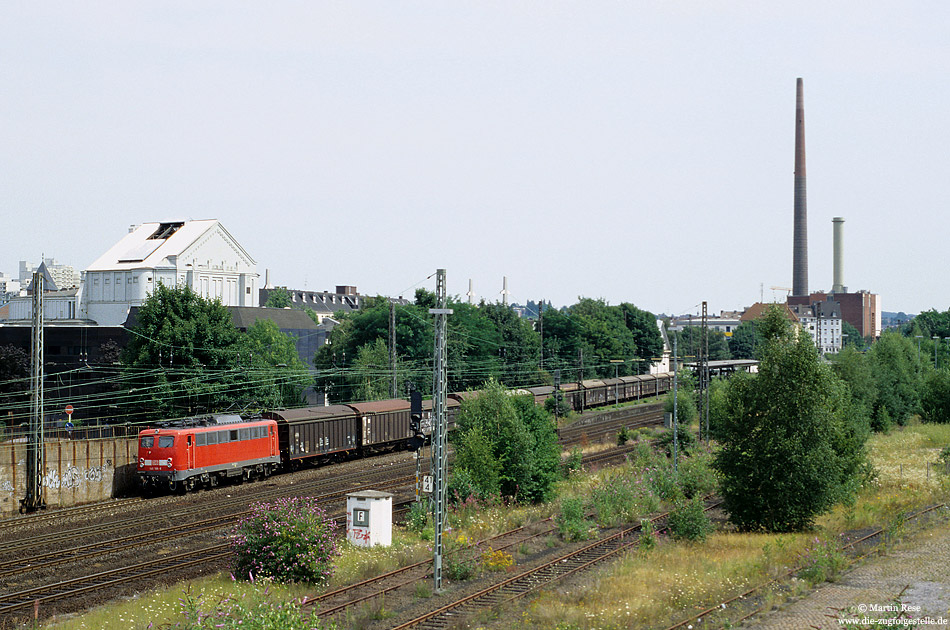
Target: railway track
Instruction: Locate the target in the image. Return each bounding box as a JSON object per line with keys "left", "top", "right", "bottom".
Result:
{"left": 384, "top": 499, "right": 722, "bottom": 630}
{"left": 0, "top": 404, "right": 664, "bottom": 625}
{"left": 304, "top": 443, "right": 649, "bottom": 622}
{"left": 663, "top": 502, "right": 950, "bottom": 630}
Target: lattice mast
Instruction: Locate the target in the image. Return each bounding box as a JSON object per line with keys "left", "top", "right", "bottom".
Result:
{"left": 22, "top": 272, "right": 46, "bottom": 513}
{"left": 429, "top": 269, "right": 452, "bottom": 592}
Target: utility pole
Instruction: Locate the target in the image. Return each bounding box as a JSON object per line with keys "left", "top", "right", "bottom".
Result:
{"left": 429, "top": 269, "right": 452, "bottom": 592}
{"left": 389, "top": 300, "right": 397, "bottom": 399}
{"left": 22, "top": 272, "right": 46, "bottom": 513}
{"left": 577, "top": 349, "right": 585, "bottom": 412}
{"left": 538, "top": 298, "right": 543, "bottom": 371}
{"left": 673, "top": 334, "right": 679, "bottom": 473}
{"left": 698, "top": 301, "right": 709, "bottom": 444}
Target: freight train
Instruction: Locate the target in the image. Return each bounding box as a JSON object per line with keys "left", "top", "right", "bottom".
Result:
{"left": 137, "top": 372, "right": 673, "bottom": 493}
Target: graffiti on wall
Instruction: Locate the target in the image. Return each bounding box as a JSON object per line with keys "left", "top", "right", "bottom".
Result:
{"left": 41, "top": 465, "right": 108, "bottom": 490}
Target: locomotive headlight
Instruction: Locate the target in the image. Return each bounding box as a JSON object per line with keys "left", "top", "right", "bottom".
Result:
{"left": 139, "top": 457, "right": 144, "bottom": 467}
{"left": 166, "top": 458, "right": 172, "bottom": 467}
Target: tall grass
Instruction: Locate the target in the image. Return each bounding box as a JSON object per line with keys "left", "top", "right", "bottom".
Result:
{"left": 517, "top": 420, "right": 950, "bottom": 630}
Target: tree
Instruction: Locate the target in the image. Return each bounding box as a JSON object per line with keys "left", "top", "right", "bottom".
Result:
{"left": 757, "top": 304, "right": 796, "bottom": 344}
{"left": 727, "top": 321, "right": 758, "bottom": 360}
{"left": 0, "top": 344, "right": 30, "bottom": 427}
{"left": 313, "top": 298, "right": 432, "bottom": 403}
{"left": 0, "top": 344, "right": 29, "bottom": 393}
{"left": 619, "top": 303, "right": 664, "bottom": 366}
{"left": 542, "top": 299, "right": 661, "bottom": 379}
{"left": 672, "top": 330, "right": 731, "bottom": 362}
{"left": 264, "top": 287, "right": 293, "bottom": 308}
{"left": 480, "top": 302, "right": 542, "bottom": 386}
{"left": 664, "top": 368, "right": 697, "bottom": 425}
{"left": 349, "top": 338, "right": 404, "bottom": 401}
{"left": 123, "top": 284, "right": 243, "bottom": 418}
{"left": 920, "top": 369, "right": 950, "bottom": 424}
{"left": 841, "top": 320, "right": 862, "bottom": 349}
{"left": 240, "top": 319, "right": 311, "bottom": 408}
{"left": 831, "top": 346, "right": 878, "bottom": 422}
{"left": 712, "top": 333, "right": 870, "bottom": 532}
{"left": 867, "top": 332, "right": 921, "bottom": 426}
{"left": 451, "top": 379, "right": 560, "bottom": 503}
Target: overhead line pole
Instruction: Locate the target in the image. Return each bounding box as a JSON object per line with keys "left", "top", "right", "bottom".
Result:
{"left": 22, "top": 272, "right": 46, "bottom": 513}
{"left": 429, "top": 269, "right": 452, "bottom": 593}
{"left": 390, "top": 300, "right": 397, "bottom": 399}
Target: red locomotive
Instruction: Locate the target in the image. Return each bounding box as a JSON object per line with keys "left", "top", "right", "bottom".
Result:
{"left": 138, "top": 414, "right": 280, "bottom": 493}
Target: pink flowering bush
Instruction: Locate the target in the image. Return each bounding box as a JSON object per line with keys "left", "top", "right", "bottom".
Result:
{"left": 231, "top": 497, "right": 339, "bottom": 584}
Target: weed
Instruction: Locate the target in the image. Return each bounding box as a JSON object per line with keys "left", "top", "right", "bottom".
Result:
{"left": 638, "top": 519, "right": 657, "bottom": 552}
{"left": 405, "top": 501, "right": 430, "bottom": 534}
{"left": 617, "top": 426, "right": 632, "bottom": 446}
{"left": 563, "top": 447, "right": 584, "bottom": 475}
{"left": 556, "top": 497, "right": 593, "bottom": 541}
{"left": 444, "top": 553, "right": 479, "bottom": 581}
{"left": 667, "top": 497, "right": 713, "bottom": 542}
{"left": 796, "top": 536, "right": 848, "bottom": 584}
{"left": 677, "top": 453, "right": 718, "bottom": 499}
{"left": 884, "top": 510, "right": 908, "bottom": 549}
{"left": 480, "top": 546, "right": 514, "bottom": 571}
{"left": 414, "top": 582, "right": 432, "bottom": 599}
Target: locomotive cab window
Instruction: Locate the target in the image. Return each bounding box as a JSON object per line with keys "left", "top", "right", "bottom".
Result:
{"left": 140, "top": 436, "right": 154, "bottom": 448}
{"left": 187, "top": 435, "right": 192, "bottom": 446}
{"left": 158, "top": 436, "right": 174, "bottom": 448}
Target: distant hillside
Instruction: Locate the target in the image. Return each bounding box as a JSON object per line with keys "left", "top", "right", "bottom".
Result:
{"left": 882, "top": 310, "right": 914, "bottom": 329}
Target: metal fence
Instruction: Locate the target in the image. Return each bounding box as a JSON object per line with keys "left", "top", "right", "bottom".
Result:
{"left": 1, "top": 421, "right": 140, "bottom": 443}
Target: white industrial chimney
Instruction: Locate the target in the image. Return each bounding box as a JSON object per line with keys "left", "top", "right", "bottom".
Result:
{"left": 831, "top": 217, "right": 845, "bottom": 293}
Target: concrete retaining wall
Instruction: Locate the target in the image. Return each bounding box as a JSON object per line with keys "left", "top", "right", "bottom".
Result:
{"left": 0, "top": 438, "right": 139, "bottom": 516}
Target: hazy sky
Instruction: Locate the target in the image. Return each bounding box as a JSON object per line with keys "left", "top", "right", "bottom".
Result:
{"left": 3, "top": 3, "right": 948, "bottom": 317}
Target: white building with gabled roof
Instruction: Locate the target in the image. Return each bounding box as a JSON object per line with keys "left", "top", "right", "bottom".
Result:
{"left": 83, "top": 220, "right": 259, "bottom": 325}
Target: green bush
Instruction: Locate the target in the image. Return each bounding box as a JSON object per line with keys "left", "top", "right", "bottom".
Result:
{"left": 920, "top": 369, "right": 950, "bottom": 424}
{"left": 447, "top": 467, "right": 498, "bottom": 505}
{"left": 231, "top": 497, "right": 338, "bottom": 584}
{"left": 406, "top": 501, "right": 430, "bottom": 534}
{"left": 453, "top": 380, "right": 562, "bottom": 503}
{"left": 638, "top": 519, "right": 657, "bottom": 552}
{"left": 444, "top": 553, "right": 479, "bottom": 581}
{"left": 713, "top": 333, "right": 870, "bottom": 532}
{"left": 563, "top": 447, "right": 584, "bottom": 475}
{"left": 656, "top": 424, "right": 696, "bottom": 458}
{"left": 647, "top": 464, "right": 684, "bottom": 503}
{"left": 556, "top": 497, "right": 593, "bottom": 541}
{"left": 796, "top": 537, "right": 848, "bottom": 584}
{"left": 939, "top": 446, "right": 950, "bottom": 470}
{"left": 589, "top": 473, "right": 659, "bottom": 527}
{"left": 544, "top": 394, "right": 572, "bottom": 417}
{"left": 617, "top": 425, "right": 633, "bottom": 446}
{"left": 667, "top": 497, "right": 713, "bottom": 542}
{"left": 677, "top": 455, "right": 718, "bottom": 499}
